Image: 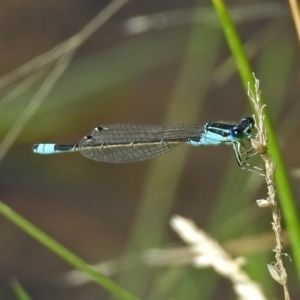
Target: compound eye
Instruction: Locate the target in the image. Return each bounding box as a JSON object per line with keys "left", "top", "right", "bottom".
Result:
{"left": 231, "top": 126, "right": 243, "bottom": 140}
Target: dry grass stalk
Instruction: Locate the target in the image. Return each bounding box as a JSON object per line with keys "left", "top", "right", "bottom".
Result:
{"left": 248, "top": 74, "right": 290, "bottom": 300}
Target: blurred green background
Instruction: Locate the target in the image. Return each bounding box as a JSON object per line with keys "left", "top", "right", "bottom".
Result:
{"left": 0, "top": 0, "right": 299, "bottom": 299}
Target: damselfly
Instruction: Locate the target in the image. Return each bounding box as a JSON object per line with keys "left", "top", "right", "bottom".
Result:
{"left": 33, "top": 117, "right": 262, "bottom": 175}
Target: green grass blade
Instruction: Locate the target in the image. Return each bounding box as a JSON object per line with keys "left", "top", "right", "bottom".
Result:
{"left": 212, "top": 0, "right": 300, "bottom": 282}
{"left": 10, "top": 280, "right": 32, "bottom": 300}
{"left": 0, "top": 201, "right": 139, "bottom": 300}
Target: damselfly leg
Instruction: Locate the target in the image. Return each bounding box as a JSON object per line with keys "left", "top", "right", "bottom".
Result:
{"left": 232, "top": 143, "right": 265, "bottom": 176}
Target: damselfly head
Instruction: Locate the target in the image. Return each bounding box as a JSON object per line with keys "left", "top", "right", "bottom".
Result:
{"left": 238, "top": 117, "right": 255, "bottom": 139}
{"left": 230, "top": 117, "right": 255, "bottom": 142}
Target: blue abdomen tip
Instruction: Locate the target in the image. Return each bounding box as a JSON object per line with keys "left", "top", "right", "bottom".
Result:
{"left": 32, "top": 144, "right": 56, "bottom": 154}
